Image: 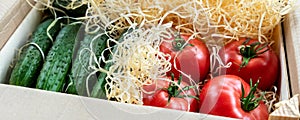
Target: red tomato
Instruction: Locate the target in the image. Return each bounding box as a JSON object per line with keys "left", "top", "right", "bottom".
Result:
{"left": 199, "top": 75, "right": 269, "bottom": 120}
{"left": 160, "top": 34, "right": 210, "bottom": 84}
{"left": 218, "top": 38, "right": 279, "bottom": 90}
{"left": 142, "top": 76, "right": 199, "bottom": 112}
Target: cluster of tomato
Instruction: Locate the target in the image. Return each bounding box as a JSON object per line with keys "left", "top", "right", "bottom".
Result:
{"left": 142, "top": 34, "right": 279, "bottom": 120}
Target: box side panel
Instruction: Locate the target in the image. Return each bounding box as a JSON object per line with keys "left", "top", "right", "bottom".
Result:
{"left": 0, "top": 84, "right": 238, "bottom": 120}
{"left": 0, "top": 0, "right": 34, "bottom": 49}
{"left": 283, "top": 9, "right": 300, "bottom": 95}
{"left": 272, "top": 25, "right": 291, "bottom": 101}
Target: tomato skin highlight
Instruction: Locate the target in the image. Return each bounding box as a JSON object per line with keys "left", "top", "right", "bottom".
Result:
{"left": 199, "top": 75, "right": 269, "bottom": 120}
{"left": 160, "top": 34, "right": 210, "bottom": 84}
{"left": 142, "top": 77, "right": 199, "bottom": 112}
{"left": 219, "top": 38, "right": 279, "bottom": 90}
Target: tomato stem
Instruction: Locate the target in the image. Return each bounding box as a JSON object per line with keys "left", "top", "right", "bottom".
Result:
{"left": 166, "top": 73, "right": 199, "bottom": 103}
{"left": 240, "top": 79, "right": 264, "bottom": 112}
{"left": 167, "top": 73, "right": 179, "bottom": 102}
{"left": 172, "top": 34, "right": 188, "bottom": 51}
{"left": 239, "top": 38, "right": 269, "bottom": 69}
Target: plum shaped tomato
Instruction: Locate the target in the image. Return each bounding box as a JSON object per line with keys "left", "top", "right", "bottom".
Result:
{"left": 199, "top": 75, "right": 269, "bottom": 120}
{"left": 219, "top": 38, "right": 279, "bottom": 90}
{"left": 142, "top": 75, "right": 199, "bottom": 112}
{"left": 160, "top": 34, "right": 210, "bottom": 84}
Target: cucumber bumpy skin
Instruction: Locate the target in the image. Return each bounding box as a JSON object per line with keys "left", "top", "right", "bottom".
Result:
{"left": 91, "top": 29, "right": 132, "bottom": 99}
{"left": 9, "top": 19, "right": 61, "bottom": 87}
{"left": 36, "top": 23, "right": 81, "bottom": 92}
{"left": 66, "top": 30, "right": 109, "bottom": 95}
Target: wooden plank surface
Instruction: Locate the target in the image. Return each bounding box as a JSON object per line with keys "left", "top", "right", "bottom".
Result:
{"left": 283, "top": 1, "right": 300, "bottom": 95}
{"left": 0, "top": 0, "right": 33, "bottom": 50}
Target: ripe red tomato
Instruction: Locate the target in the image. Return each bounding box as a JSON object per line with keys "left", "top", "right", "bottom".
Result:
{"left": 160, "top": 34, "right": 210, "bottom": 84}
{"left": 142, "top": 76, "right": 199, "bottom": 112}
{"left": 199, "top": 75, "right": 269, "bottom": 120}
{"left": 218, "top": 38, "right": 279, "bottom": 90}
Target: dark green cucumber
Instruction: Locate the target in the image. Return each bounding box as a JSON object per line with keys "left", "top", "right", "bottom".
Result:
{"left": 36, "top": 23, "right": 81, "bottom": 92}
{"left": 9, "top": 19, "right": 61, "bottom": 87}
{"left": 66, "top": 29, "right": 109, "bottom": 95}
{"left": 91, "top": 28, "right": 132, "bottom": 99}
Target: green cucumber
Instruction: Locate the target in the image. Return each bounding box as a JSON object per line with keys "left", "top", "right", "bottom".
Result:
{"left": 36, "top": 23, "right": 81, "bottom": 92}
{"left": 91, "top": 28, "right": 132, "bottom": 99}
{"left": 66, "top": 29, "right": 109, "bottom": 95}
{"left": 9, "top": 19, "right": 61, "bottom": 87}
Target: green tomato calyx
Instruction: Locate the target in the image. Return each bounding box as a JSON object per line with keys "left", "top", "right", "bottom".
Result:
{"left": 166, "top": 73, "right": 199, "bottom": 103}
{"left": 239, "top": 38, "right": 269, "bottom": 69}
{"left": 171, "top": 33, "right": 191, "bottom": 51}
{"left": 240, "top": 79, "right": 265, "bottom": 112}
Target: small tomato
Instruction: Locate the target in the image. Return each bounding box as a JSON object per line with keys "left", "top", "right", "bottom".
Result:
{"left": 143, "top": 75, "right": 199, "bottom": 112}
